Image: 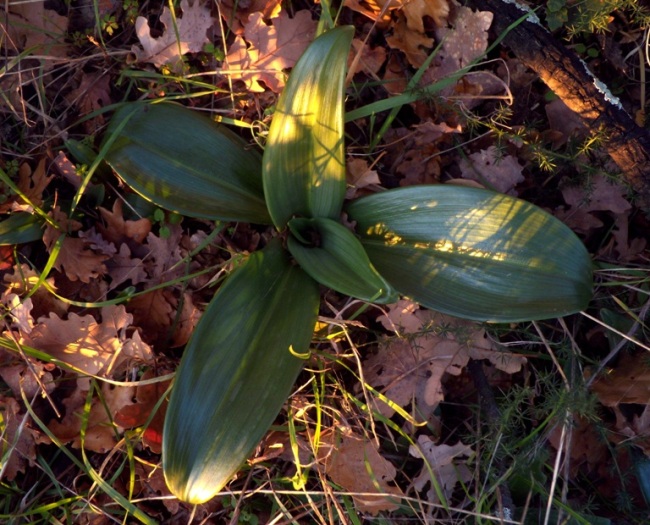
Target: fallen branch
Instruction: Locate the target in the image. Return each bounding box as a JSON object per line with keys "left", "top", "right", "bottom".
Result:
{"left": 464, "top": 0, "right": 650, "bottom": 207}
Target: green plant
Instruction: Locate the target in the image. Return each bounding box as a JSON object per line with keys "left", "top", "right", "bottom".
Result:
{"left": 101, "top": 26, "right": 593, "bottom": 504}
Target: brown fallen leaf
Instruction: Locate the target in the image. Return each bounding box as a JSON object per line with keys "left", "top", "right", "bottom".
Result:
{"left": 217, "top": 0, "right": 282, "bottom": 34}
{"left": 556, "top": 173, "right": 632, "bottom": 235}
{"left": 114, "top": 370, "right": 172, "bottom": 453}
{"left": 65, "top": 71, "right": 112, "bottom": 134}
{"left": 48, "top": 382, "right": 137, "bottom": 453}
{"left": 0, "top": 2, "right": 68, "bottom": 56}
{"left": 43, "top": 208, "right": 109, "bottom": 284}
{"left": 385, "top": 15, "right": 434, "bottom": 68}
{"left": 127, "top": 288, "right": 176, "bottom": 347}
{"left": 350, "top": 38, "right": 387, "bottom": 77}
{"left": 590, "top": 352, "right": 650, "bottom": 407}
{"left": 421, "top": 3, "right": 493, "bottom": 93}
{"left": 459, "top": 145, "right": 525, "bottom": 194}
{"left": 318, "top": 428, "right": 404, "bottom": 515}
{"left": 409, "top": 435, "right": 473, "bottom": 504}
{"left": 0, "top": 397, "right": 40, "bottom": 480}
{"left": 131, "top": 0, "right": 215, "bottom": 71}
{"left": 98, "top": 200, "right": 152, "bottom": 245}
{"left": 0, "top": 159, "right": 54, "bottom": 214}
{"left": 19, "top": 305, "right": 154, "bottom": 378}
{"left": 402, "top": 0, "right": 450, "bottom": 32}
{"left": 364, "top": 300, "right": 525, "bottom": 419}
{"left": 223, "top": 10, "right": 317, "bottom": 92}
{"left": 346, "top": 158, "right": 381, "bottom": 199}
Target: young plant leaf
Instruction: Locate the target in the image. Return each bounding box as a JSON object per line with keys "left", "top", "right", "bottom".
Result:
{"left": 287, "top": 217, "right": 398, "bottom": 304}
{"left": 263, "top": 26, "right": 354, "bottom": 228}
{"left": 347, "top": 185, "right": 593, "bottom": 322}
{"left": 0, "top": 213, "right": 43, "bottom": 245}
{"left": 103, "top": 102, "right": 271, "bottom": 224}
{"left": 162, "top": 239, "right": 319, "bottom": 504}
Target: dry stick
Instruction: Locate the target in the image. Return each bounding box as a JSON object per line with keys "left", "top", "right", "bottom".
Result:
{"left": 467, "top": 359, "right": 515, "bottom": 521}
{"left": 464, "top": 0, "right": 650, "bottom": 208}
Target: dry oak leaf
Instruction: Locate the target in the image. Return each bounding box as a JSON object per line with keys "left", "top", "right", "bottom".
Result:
{"left": 342, "top": 0, "right": 399, "bottom": 26}
{"left": 0, "top": 1, "right": 68, "bottom": 56}
{"left": 557, "top": 174, "right": 631, "bottom": 234}
{"left": 346, "top": 158, "right": 381, "bottom": 199}
{"left": 409, "top": 435, "right": 473, "bottom": 504}
{"left": 43, "top": 219, "right": 109, "bottom": 284}
{"left": 318, "top": 429, "right": 404, "bottom": 515}
{"left": 98, "top": 200, "right": 152, "bottom": 245}
{"left": 365, "top": 301, "right": 525, "bottom": 418}
{"left": 65, "top": 72, "right": 112, "bottom": 134}
{"left": 385, "top": 15, "right": 434, "bottom": 68}
{"left": 223, "top": 10, "right": 317, "bottom": 93}
{"left": 2, "top": 264, "right": 69, "bottom": 320}
{"left": 0, "top": 397, "right": 40, "bottom": 480}
{"left": 141, "top": 226, "right": 184, "bottom": 283}
{"left": 114, "top": 370, "right": 172, "bottom": 453}
{"left": 421, "top": 3, "right": 493, "bottom": 89}
{"left": 350, "top": 38, "right": 387, "bottom": 77}
{"left": 402, "top": 0, "right": 450, "bottom": 32}
{"left": 0, "top": 158, "right": 54, "bottom": 213}
{"left": 590, "top": 352, "right": 650, "bottom": 407}
{"left": 132, "top": 0, "right": 215, "bottom": 71}
{"left": 105, "top": 243, "right": 149, "bottom": 288}
{"left": 459, "top": 146, "right": 525, "bottom": 194}
{"left": 217, "top": 0, "right": 282, "bottom": 34}
{"left": 19, "top": 305, "right": 154, "bottom": 379}
{"left": 48, "top": 382, "right": 137, "bottom": 453}
{"left": 127, "top": 288, "right": 176, "bottom": 347}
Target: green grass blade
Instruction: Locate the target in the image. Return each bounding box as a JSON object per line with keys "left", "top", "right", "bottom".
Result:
{"left": 287, "top": 217, "right": 397, "bottom": 303}
{"left": 163, "top": 239, "right": 320, "bottom": 504}
{"left": 347, "top": 185, "right": 593, "bottom": 322}
{"left": 263, "top": 26, "right": 354, "bottom": 228}
{"left": 102, "top": 102, "right": 271, "bottom": 224}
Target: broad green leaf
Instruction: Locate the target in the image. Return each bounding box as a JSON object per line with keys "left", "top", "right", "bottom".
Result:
{"left": 0, "top": 213, "right": 43, "bottom": 245}
{"left": 103, "top": 102, "right": 271, "bottom": 224}
{"left": 347, "top": 185, "right": 593, "bottom": 322}
{"left": 287, "top": 217, "right": 398, "bottom": 304}
{"left": 163, "top": 239, "right": 319, "bottom": 504}
{"left": 263, "top": 26, "right": 354, "bottom": 228}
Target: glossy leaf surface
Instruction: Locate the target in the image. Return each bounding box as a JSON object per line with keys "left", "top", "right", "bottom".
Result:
{"left": 163, "top": 239, "right": 319, "bottom": 503}
{"left": 347, "top": 185, "right": 593, "bottom": 322}
{"left": 0, "top": 213, "right": 43, "bottom": 245}
{"left": 263, "top": 27, "right": 354, "bottom": 228}
{"left": 103, "top": 102, "right": 271, "bottom": 224}
{"left": 287, "top": 217, "right": 398, "bottom": 303}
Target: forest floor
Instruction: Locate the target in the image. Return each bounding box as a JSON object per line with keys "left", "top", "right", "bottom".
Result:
{"left": 1, "top": 0, "right": 650, "bottom": 523}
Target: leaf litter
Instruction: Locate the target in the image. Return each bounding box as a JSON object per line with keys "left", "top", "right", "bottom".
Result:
{"left": 1, "top": 0, "right": 650, "bottom": 521}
